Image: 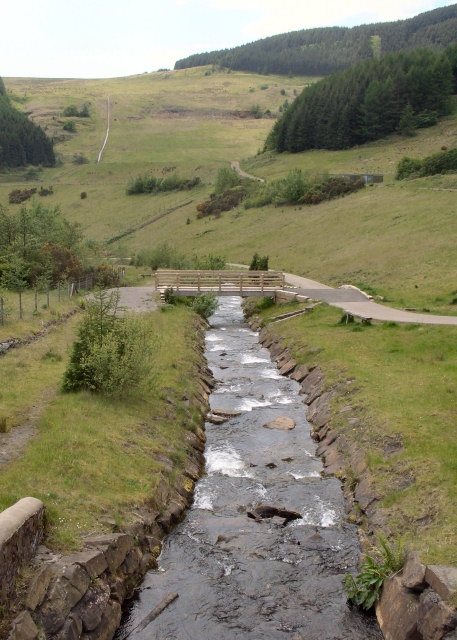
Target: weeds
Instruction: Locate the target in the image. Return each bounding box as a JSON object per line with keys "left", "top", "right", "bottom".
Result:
{"left": 344, "top": 534, "right": 406, "bottom": 611}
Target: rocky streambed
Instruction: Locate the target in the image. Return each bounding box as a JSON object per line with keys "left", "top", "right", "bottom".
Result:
{"left": 116, "top": 297, "right": 381, "bottom": 640}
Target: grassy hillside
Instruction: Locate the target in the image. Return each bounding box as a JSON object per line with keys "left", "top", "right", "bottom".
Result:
{"left": 1, "top": 68, "right": 457, "bottom": 312}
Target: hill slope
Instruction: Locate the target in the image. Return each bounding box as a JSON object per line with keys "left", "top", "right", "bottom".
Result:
{"left": 1, "top": 68, "right": 457, "bottom": 312}
{"left": 175, "top": 4, "right": 457, "bottom": 76}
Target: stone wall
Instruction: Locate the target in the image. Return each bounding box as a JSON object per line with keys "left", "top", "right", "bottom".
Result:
{"left": 252, "top": 319, "right": 457, "bottom": 640}
{"left": 0, "top": 498, "right": 45, "bottom": 606}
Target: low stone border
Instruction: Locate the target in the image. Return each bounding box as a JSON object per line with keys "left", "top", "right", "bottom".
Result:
{"left": 6, "top": 320, "right": 214, "bottom": 640}
{"left": 250, "top": 318, "right": 457, "bottom": 640}
{"left": 0, "top": 498, "right": 45, "bottom": 607}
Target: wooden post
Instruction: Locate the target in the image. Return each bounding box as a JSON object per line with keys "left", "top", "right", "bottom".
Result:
{"left": 176, "top": 274, "right": 180, "bottom": 294}
{"left": 198, "top": 272, "right": 201, "bottom": 293}
{"left": 218, "top": 273, "right": 221, "bottom": 294}
{"left": 281, "top": 272, "right": 285, "bottom": 288}
{"left": 261, "top": 273, "right": 264, "bottom": 293}
{"left": 34, "top": 288, "right": 38, "bottom": 312}
{"left": 240, "top": 274, "right": 243, "bottom": 294}
{"left": 1, "top": 297, "right": 3, "bottom": 326}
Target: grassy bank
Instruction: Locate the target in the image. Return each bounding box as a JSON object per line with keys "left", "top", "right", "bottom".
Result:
{"left": 0, "top": 305, "right": 207, "bottom": 551}
{"left": 254, "top": 300, "right": 457, "bottom": 565}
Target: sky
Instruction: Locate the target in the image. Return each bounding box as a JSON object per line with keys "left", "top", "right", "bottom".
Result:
{"left": 2, "top": 0, "right": 456, "bottom": 78}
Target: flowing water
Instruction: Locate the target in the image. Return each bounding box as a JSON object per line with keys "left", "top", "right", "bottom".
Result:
{"left": 116, "top": 297, "right": 381, "bottom": 640}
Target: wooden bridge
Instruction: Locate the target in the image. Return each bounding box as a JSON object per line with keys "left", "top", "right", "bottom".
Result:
{"left": 155, "top": 269, "right": 285, "bottom": 297}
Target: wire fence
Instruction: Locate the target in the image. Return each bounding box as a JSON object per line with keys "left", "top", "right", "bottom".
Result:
{"left": 0, "top": 276, "right": 95, "bottom": 326}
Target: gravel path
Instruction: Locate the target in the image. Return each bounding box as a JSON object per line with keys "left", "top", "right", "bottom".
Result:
{"left": 112, "top": 286, "right": 158, "bottom": 312}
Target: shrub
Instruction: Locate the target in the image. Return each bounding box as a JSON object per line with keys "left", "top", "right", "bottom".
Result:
{"left": 163, "top": 287, "right": 175, "bottom": 304}
{"left": 62, "top": 290, "right": 154, "bottom": 396}
{"left": 196, "top": 187, "right": 246, "bottom": 219}
{"left": 191, "top": 293, "right": 217, "bottom": 318}
{"left": 215, "top": 167, "right": 240, "bottom": 194}
{"left": 39, "top": 186, "right": 54, "bottom": 197}
{"left": 63, "top": 120, "right": 76, "bottom": 132}
{"left": 63, "top": 103, "right": 90, "bottom": 117}
{"left": 126, "top": 173, "right": 200, "bottom": 195}
{"left": 80, "top": 192, "right": 87, "bottom": 199}
{"left": 62, "top": 104, "right": 79, "bottom": 117}
{"left": 72, "top": 154, "right": 89, "bottom": 165}
{"left": 93, "top": 263, "right": 120, "bottom": 287}
{"left": 395, "top": 156, "right": 422, "bottom": 180}
{"left": 8, "top": 188, "right": 36, "bottom": 204}
{"left": 249, "top": 253, "right": 269, "bottom": 271}
{"left": 421, "top": 148, "right": 457, "bottom": 176}
{"left": 194, "top": 253, "right": 226, "bottom": 270}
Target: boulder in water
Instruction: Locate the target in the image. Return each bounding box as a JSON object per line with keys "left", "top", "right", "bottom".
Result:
{"left": 247, "top": 504, "right": 302, "bottom": 524}
{"left": 263, "top": 417, "right": 295, "bottom": 430}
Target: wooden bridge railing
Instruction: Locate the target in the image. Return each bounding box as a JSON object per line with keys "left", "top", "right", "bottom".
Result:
{"left": 155, "top": 270, "right": 285, "bottom": 295}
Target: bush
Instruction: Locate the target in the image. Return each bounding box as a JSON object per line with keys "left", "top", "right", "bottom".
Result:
{"left": 191, "top": 293, "right": 217, "bottom": 318}
{"left": 249, "top": 253, "right": 269, "bottom": 270}
{"left": 39, "top": 186, "right": 54, "bottom": 197}
{"left": 396, "top": 156, "right": 422, "bottom": 180}
{"left": 63, "top": 103, "right": 90, "bottom": 117}
{"left": 63, "top": 120, "right": 76, "bottom": 132}
{"left": 163, "top": 287, "right": 175, "bottom": 304}
{"left": 72, "top": 154, "right": 89, "bottom": 165}
{"left": 421, "top": 148, "right": 457, "bottom": 176}
{"left": 8, "top": 188, "right": 36, "bottom": 204}
{"left": 196, "top": 187, "right": 246, "bottom": 219}
{"left": 93, "top": 264, "right": 120, "bottom": 287}
{"left": 126, "top": 173, "right": 200, "bottom": 195}
{"left": 215, "top": 167, "right": 240, "bottom": 194}
{"left": 62, "top": 104, "right": 79, "bottom": 117}
{"left": 80, "top": 192, "right": 87, "bottom": 199}
{"left": 62, "top": 290, "right": 154, "bottom": 396}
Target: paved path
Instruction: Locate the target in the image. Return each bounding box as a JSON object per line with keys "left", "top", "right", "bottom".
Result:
{"left": 229, "top": 264, "right": 457, "bottom": 326}
{"left": 106, "top": 287, "right": 158, "bottom": 313}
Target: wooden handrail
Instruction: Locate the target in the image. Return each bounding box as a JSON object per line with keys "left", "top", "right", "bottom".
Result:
{"left": 155, "top": 269, "right": 284, "bottom": 293}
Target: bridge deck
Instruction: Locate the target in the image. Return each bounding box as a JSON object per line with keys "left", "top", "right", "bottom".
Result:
{"left": 155, "top": 269, "right": 285, "bottom": 297}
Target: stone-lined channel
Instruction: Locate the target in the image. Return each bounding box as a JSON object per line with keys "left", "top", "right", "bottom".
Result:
{"left": 116, "top": 297, "right": 381, "bottom": 639}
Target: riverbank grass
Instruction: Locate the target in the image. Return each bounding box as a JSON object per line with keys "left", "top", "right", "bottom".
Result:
{"left": 257, "top": 301, "right": 457, "bottom": 565}
{"left": 0, "top": 306, "right": 205, "bottom": 550}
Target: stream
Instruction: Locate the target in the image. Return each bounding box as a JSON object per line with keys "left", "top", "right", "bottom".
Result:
{"left": 116, "top": 297, "right": 381, "bottom": 639}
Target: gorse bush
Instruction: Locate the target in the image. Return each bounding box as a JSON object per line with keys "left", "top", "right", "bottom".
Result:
{"left": 62, "top": 290, "right": 155, "bottom": 396}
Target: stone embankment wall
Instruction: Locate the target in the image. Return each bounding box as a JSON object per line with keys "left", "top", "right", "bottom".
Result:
{"left": 5, "top": 322, "right": 214, "bottom": 640}
{"left": 0, "top": 498, "right": 45, "bottom": 607}
{"left": 249, "top": 317, "right": 457, "bottom": 640}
